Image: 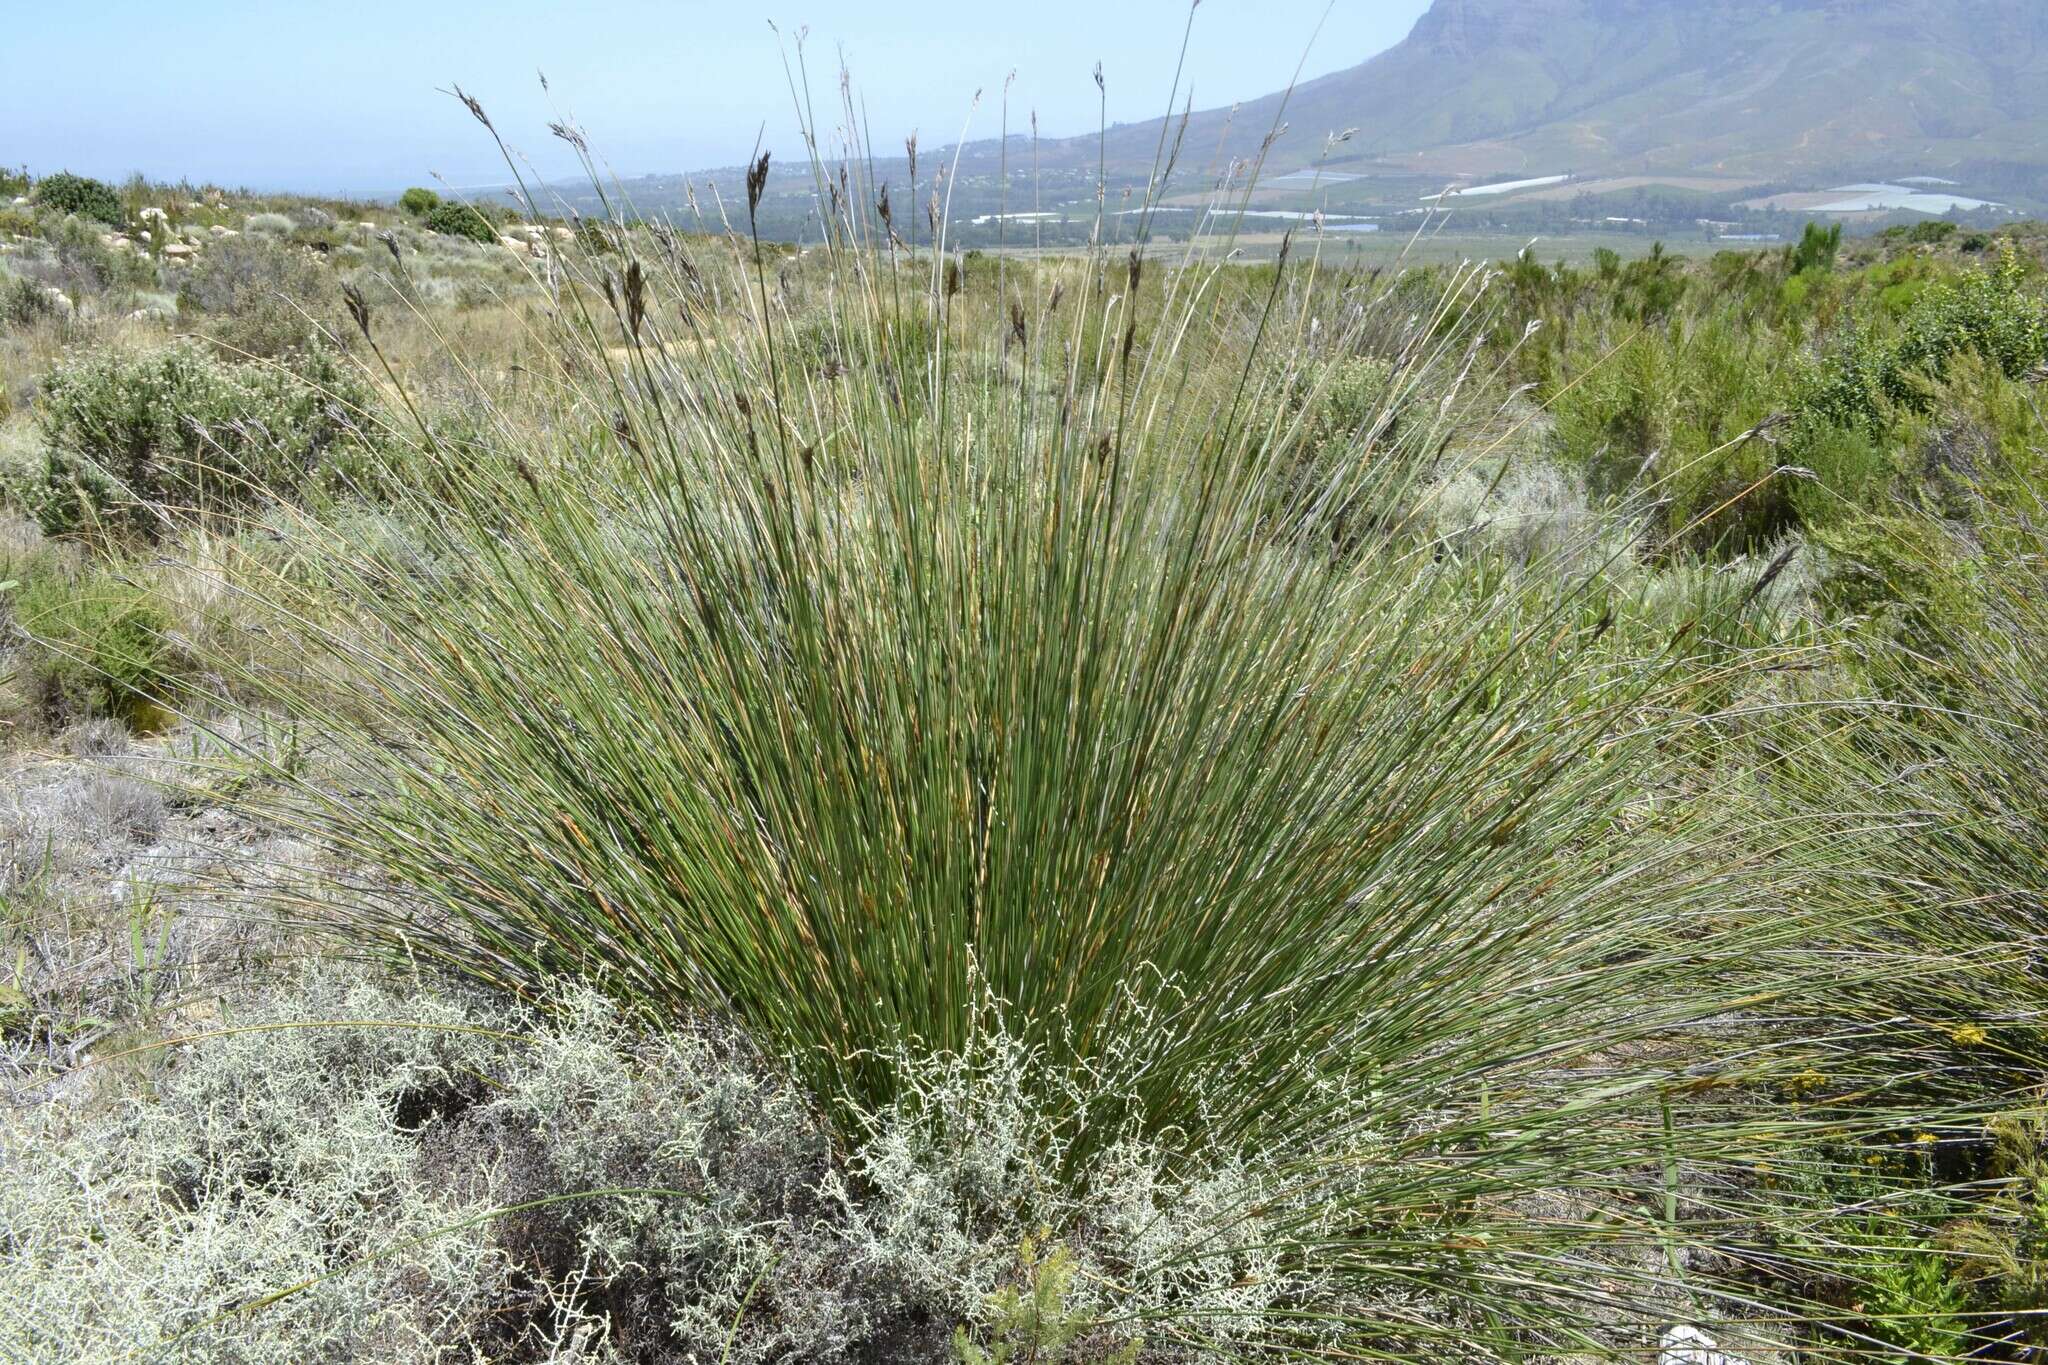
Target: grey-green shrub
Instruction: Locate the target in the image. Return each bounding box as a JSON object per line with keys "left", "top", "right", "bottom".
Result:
{"left": 3, "top": 967, "right": 1320, "bottom": 1363}
{"left": 177, "top": 233, "right": 351, "bottom": 359}
{"left": 1, "top": 971, "right": 520, "bottom": 1363}
{"left": 27, "top": 340, "right": 371, "bottom": 540}
{"left": 0, "top": 272, "right": 61, "bottom": 330}
{"left": 26, "top": 215, "right": 153, "bottom": 298}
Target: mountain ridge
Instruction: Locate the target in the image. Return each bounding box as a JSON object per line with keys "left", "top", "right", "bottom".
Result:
{"left": 944, "top": 0, "right": 2048, "bottom": 199}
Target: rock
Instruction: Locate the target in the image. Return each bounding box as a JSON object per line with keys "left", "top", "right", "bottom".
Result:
{"left": 43, "top": 287, "right": 74, "bottom": 316}
{"left": 138, "top": 206, "right": 169, "bottom": 223}
{"left": 550, "top": 225, "right": 574, "bottom": 242}
{"left": 9, "top": 196, "right": 27, "bottom": 207}
{"left": 209, "top": 224, "right": 236, "bottom": 237}
{"left": 498, "top": 234, "right": 532, "bottom": 256}
{"left": 1661, "top": 1327, "right": 1750, "bottom": 1365}
{"left": 138, "top": 229, "right": 151, "bottom": 243}
{"left": 358, "top": 221, "right": 377, "bottom": 231}
{"left": 162, "top": 242, "right": 197, "bottom": 260}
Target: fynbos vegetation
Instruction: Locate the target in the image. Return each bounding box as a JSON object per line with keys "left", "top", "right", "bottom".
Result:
{"left": 4, "top": 46, "right": 2048, "bottom": 1364}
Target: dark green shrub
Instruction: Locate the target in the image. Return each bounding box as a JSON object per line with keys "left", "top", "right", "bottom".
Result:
{"left": 574, "top": 217, "right": 621, "bottom": 254}
{"left": 1553, "top": 312, "right": 1799, "bottom": 549}
{"left": 30, "top": 172, "right": 124, "bottom": 227}
{"left": 420, "top": 200, "right": 497, "bottom": 243}
{"left": 1888, "top": 249, "right": 2048, "bottom": 396}
{"left": 1614, "top": 241, "right": 1687, "bottom": 321}
{"left": 1788, "top": 221, "right": 1842, "bottom": 276}
{"left": 2, "top": 547, "right": 189, "bottom": 728}
{"left": 0, "top": 165, "right": 29, "bottom": 198}
{"left": 1760, "top": 1144, "right": 1976, "bottom": 1361}
{"left": 29, "top": 340, "right": 372, "bottom": 541}
{"left": 1799, "top": 250, "right": 2048, "bottom": 441}
{"left": 398, "top": 187, "right": 440, "bottom": 216}
{"left": 1907, "top": 220, "right": 1959, "bottom": 246}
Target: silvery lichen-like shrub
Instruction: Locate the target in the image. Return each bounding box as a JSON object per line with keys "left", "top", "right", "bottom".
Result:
{"left": 2, "top": 969, "right": 1319, "bottom": 1363}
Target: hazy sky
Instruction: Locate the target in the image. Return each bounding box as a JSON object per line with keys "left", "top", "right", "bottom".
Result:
{"left": 6, "top": 1, "right": 1433, "bottom": 193}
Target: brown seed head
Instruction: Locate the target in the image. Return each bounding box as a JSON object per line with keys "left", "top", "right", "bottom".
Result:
{"left": 340, "top": 282, "right": 371, "bottom": 339}
{"left": 452, "top": 84, "right": 494, "bottom": 132}
{"left": 624, "top": 259, "right": 646, "bottom": 341}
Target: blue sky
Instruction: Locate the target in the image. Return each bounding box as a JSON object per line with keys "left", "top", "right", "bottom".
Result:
{"left": 6, "top": 1, "right": 1432, "bottom": 192}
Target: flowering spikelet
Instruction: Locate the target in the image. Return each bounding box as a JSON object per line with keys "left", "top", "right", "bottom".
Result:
{"left": 340, "top": 282, "right": 371, "bottom": 339}
{"left": 549, "top": 120, "right": 589, "bottom": 155}
{"left": 624, "top": 259, "right": 646, "bottom": 343}
{"left": 745, "top": 151, "right": 772, "bottom": 221}
{"left": 452, "top": 84, "right": 494, "bottom": 133}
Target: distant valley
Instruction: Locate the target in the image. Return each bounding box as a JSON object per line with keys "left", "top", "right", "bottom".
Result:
{"left": 529, "top": 0, "right": 2048, "bottom": 251}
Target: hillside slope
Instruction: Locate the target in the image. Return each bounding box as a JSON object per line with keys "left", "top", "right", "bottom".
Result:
{"left": 975, "top": 0, "right": 2048, "bottom": 192}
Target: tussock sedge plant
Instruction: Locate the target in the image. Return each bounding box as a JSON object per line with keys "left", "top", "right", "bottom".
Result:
{"left": 163, "top": 55, "right": 2024, "bottom": 1359}
{"left": 1771, "top": 500, "right": 2048, "bottom": 1083}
